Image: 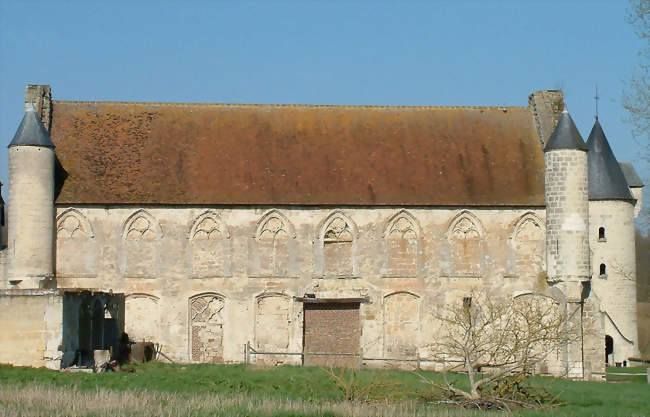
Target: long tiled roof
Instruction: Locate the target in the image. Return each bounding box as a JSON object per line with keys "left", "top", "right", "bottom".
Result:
{"left": 50, "top": 100, "right": 545, "bottom": 206}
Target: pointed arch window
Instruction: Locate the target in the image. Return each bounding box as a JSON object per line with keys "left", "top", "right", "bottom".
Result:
{"left": 384, "top": 211, "right": 420, "bottom": 277}
{"left": 599, "top": 263, "right": 607, "bottom": 278}
{"left": 320, "top": 212, "right": 357, "bottom": 277}
{"left": 189, "top": 293, "right": 225, "bottom": 363}
{"left": 254, "top": 293, "right": 292, "bottom": 355}
{"left": 56, "top": 208, "right": 96, "bottom": 277}
{"left": 125, "top": 294, "right": 159, "bottom": 343}
{"left": 122, "top": 210, "right": 162, "bottom": 278}
{"left": 383, "top": 292, "right": 419, "bottom": 357}
{"left": 189, "top": 211, "right": 229, "bottom": 278}
{"left": 255, "top": 211, "right": 295, "bottom": 277}
{"left": 57, "top": 209, "right": 93, "bottom": 240}
{"left": 447, "top": 211, "right": 484, "bottom": 277}
{"left": 510, "top": 213, "right": 544, "bottom": 280}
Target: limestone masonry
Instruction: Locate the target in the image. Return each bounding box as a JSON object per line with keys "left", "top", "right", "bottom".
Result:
{"left": 0, "top": 85, "right": 643, "bottom": 379}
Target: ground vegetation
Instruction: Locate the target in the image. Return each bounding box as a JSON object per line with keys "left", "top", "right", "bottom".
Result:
{"left": 0, "top": 363, "right": 648, "bottom": 416}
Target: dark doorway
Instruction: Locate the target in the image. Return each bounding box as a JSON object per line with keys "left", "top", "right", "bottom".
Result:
{"left": 62, "top": 291, "right": 125, "bottom": 368}
{"left": 605, "top": 335, "right": 613, "bottom": 364}
{"left": 303, "top": 302, "right": 360, "bottom": 367}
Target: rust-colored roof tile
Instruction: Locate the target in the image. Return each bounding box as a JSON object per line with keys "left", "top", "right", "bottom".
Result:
{"left": 50, "top": 101, "right": 545, "bottom": 206}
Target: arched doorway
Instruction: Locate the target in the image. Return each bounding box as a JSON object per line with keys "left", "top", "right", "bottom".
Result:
{"left": 605, "top": 335, "right": 613, "bottom": 365}
{"left": 189, "top": 294, "right": 225, "bottom": 363}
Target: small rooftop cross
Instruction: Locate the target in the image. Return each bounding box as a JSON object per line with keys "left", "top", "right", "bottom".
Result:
{"left": 594, "top": 84, "right": 600, "bottom": 121}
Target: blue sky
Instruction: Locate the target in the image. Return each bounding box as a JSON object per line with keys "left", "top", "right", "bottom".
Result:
{"left": 0, "top": 1, "right": 647, "bottom": 227}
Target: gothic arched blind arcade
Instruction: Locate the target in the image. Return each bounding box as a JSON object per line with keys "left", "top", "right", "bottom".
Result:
{"left": 321, "top": 213, "right": 356, "bottom": 277}
{"left": 385, "top": 212, "right": 419, "bottom": 277}
{"left": 189, "top": 211, "right": 229, "bottom": 278}
{"left": 447, "top": 212, "right": 484, "bottom": 277}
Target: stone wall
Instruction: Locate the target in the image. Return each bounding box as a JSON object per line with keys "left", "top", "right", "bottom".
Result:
{"left": 7, "top": 146, "right": 55, "bottom": 288}
{"left": 590, "top": 200, "right": 639, "bottom": 363}
{"left": 630, "top": 187, "right": 643, "bottom": 219}
{"left": 54, "top": 206, "right": 550, "bottom": 365}
{"left": 0, "top": 249, "right": 7, "bottom": 288}
{"left": 544, "top": 149, "right": 590, "bottom": 282}
{"left": 0, "top": 289, "right": 62, "bottom": 368}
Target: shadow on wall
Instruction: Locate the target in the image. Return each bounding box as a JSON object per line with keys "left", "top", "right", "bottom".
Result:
{"left": 636, "top": 231, "right": 650, "bottom": 358}
{"left": 638, "top": 302, "right": 650, "bottom": 358}
{"left": 61, "top": 291, "right": 125, "bottom": 368}
{"left": 1, "top": 183, "right": 6, "bottom": 248}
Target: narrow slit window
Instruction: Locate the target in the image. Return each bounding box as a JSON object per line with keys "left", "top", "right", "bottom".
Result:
{"left": 600, "top": 263, "right": 607, "bottom": 277}
{"left": 598, "top": 227, "right": 606, "bottom": 241}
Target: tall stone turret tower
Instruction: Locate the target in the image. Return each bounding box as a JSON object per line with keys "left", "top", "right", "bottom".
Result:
{"left": 544, "top": 108, "right": 591, "bottom": 377}
{"left": 586, "top": 119, "right": 639, "bottom": 364}
{"left": 6, "top": 91, "right": 55, "bottom": 289}
{"left": 544, "top": 108, "right": 590, "bottom": 284}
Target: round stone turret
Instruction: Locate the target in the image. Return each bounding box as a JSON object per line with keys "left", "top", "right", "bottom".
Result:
{"left": 586, "top": 120, "right": 639, "bottom": 362}
{"left": 7, "top": 104, "right": 55, "bottom": 288}
{"left": 544, "top": 109, "right": 590, "bottom": 284}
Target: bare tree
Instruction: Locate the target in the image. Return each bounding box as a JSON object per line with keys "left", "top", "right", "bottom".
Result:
{"left": 419, "top": 292, "right": 579, "bottom": 407}
{"left": 624, "top": 0, "right": 650, "bottom": 139}
{"left": 624, "top": 1, "right": 650, "bottom": 232}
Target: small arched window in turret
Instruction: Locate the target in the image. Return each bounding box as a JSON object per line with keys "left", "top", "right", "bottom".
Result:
{"left": 598, "top": 227, "right": 606, "bottom": 242}
{"left": 599, "top": 263, "right": 607, "bottom": 278}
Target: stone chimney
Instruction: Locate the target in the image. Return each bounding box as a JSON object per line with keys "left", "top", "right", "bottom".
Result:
{"left": 25, "top": 85, "right": 52, "bottom": 132}
{"left": 528, "top": 90, "right": 565, "bottom": 149}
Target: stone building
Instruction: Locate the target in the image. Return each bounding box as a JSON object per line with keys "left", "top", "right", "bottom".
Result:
{"left": 0, "top": 85, "right": 643, "bottom": 377}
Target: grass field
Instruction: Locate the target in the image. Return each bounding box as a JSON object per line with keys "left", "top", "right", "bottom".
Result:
{"left": 0, "top": 363, "right": 648, "bottom": 417}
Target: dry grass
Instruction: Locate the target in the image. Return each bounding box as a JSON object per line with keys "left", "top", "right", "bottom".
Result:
{"left": 0, "top": 384, "right": 481, "bottom": 417}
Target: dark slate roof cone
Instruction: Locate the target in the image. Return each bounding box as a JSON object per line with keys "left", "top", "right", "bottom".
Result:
{"left": 8, "top": 104, "right": 55, "bottom": 148}
{"left": 586, "top": 119, "right": 634, "bottom": 201}
{"left": 619, "top": 162, "right": 644, "bottom": 187}
{"left": 544, "top": 108, "right": 588, "bottom": 152}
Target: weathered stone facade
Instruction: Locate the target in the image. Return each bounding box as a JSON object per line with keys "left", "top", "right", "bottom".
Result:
{"left": 544, "top": 148, "right": 590, "bottom": 283}
{"left": 48, "top": 206, "right": 549, "bottom": 366}
{"left": 0, "top": 86, "right": 643, "bottom": 381}
{"left": 7, "top": 146, "right": 55, "bottom": 287}
{"left": 0, "top": 289, "right": 62, "bottom": 368}
{"left": 590, "top": 200, "right": 639, "bottom": 364}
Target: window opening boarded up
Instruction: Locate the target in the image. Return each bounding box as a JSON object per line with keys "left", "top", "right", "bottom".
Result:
{"left": 190, "top": 294, "right": 224, "bottom": 363}
{"left": 303, "top": 302, "right": 360, "bottom": 367}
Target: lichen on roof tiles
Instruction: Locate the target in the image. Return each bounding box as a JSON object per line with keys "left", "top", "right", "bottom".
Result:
{"left": 50, "top": 100, "right": 545, "bottom": 206}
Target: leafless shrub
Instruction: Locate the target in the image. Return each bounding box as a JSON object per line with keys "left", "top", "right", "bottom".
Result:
{"left": 418, "top": 292, "right": 578, "bottom": 410}
{"left": 321, "top": 367, "right": 404, "bottom": 403}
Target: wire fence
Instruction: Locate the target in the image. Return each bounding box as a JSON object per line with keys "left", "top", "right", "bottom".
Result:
{"left": 243, "top": 342, "right": 461, "bottom": 369}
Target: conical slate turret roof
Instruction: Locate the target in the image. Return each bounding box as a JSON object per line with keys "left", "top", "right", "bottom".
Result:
{"left": 619, "top": 162, "right": 644, "bottom": 187}
{"left": 544, "top": 109, "right": 587, "bottom": 152}
{"left": 8, "top": 104, "right": 54, "bottom": 148}
{"left": 586, "top": 120, "right": 634, "bottom": 201}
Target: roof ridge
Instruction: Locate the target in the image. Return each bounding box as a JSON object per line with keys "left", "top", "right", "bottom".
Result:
{"left": 53, "top": 100, "right": 529, "bottom": 111}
